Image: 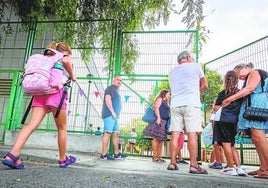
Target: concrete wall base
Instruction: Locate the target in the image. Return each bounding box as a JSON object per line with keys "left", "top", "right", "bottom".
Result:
{"left": 4, "top": 130, "right": 102, "bottom": 153}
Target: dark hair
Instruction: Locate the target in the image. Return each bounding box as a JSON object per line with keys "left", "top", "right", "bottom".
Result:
{"left": 224, "top": 70, "right": 239, "bottom": 96}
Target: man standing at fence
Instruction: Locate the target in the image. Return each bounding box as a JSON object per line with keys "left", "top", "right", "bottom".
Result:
{"left": 100, "top": 76, "right": 127, "bottom": 160}
{"left": 167, "top": 51, "right": 208, "bottom": 174}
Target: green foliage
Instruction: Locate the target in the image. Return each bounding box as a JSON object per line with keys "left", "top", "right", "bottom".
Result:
{"left": 147, "top": 78, "right": 170, "bottom": 104}
{"left": 0, "top": 0, "right": 209, "bottom": 74}
{"left": 180, "top": 0, "right": 209, "bottom": 52}
{"left": 119, "top": 116, "right": 152, "bottom": 151}
{"left": 202, "top": 68, "right": 222, "bottom": 107}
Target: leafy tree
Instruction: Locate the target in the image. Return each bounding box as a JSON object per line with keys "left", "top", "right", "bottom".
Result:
{"left": 202, "top": 68, "right": 222, "bottom": 108}
{"left": 180, "top": 0, "right": 210, "bottom": 52}
{"left": 0, "top": 0, "right": 209, "bottom": 74}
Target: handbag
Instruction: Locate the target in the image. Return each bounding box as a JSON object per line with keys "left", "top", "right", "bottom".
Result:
{"left": 243, "top": 93, "right": 268, "bottom": 121}
{"left": 142, "top": 107, "right": 156, "bottom": 124}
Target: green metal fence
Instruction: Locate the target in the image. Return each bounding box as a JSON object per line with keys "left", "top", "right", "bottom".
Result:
{"left": 0, "top": 19, "right": 116, "bottom": 142}
{"left": 1, "top": 17, "right": 266, "bottom": 165}
{"left": 203, "top": 35, "right": 268, "bottom": 166}
{"left": 0, "top": 19, "right": 198, "bottom": 161}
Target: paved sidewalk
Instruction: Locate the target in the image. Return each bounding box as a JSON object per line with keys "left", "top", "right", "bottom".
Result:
{"left": 0, "top": 145, "right": 267, "bottom": 188}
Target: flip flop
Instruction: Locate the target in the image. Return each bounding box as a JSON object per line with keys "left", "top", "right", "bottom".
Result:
{"left": 2, "top": 152, "right": 25, "bottom": 170}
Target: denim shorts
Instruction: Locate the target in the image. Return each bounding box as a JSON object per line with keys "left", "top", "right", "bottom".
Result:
{"left": 103, "top": 116, "right": 119, "bottom": 133}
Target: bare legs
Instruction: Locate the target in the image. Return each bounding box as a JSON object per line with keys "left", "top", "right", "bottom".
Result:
{"left": 251, "top": 129, "right": 268, "bottom": 173}
{"left": 187, "top": 132, "right": 198, "bottom": 166}
{"left": 221, "top": 142, "right": 240, "bottom": 168}
{"left": 101, "top": 132, "right": 111, "bottom": 155}
{"left": 53, "top": 108, "right": 68, "bottom": 161}
{"left": 7, "top": 107, "right": 46, "bottom": 163}
{"left": 112, "top": 132, "right": 120, "bottom": 155}
{"left": 152, "top": 137, "right": 164, "bottom": 160}
{"left": 212, "top": 144, "right": 224, "bottom": 163}
{"left": 130, "top": 143, "right": 135, "bottom": 153}
{"left": 169, "top": 131, "right": 180, "bottom": 165}
{"left": 101, "top": 132, "right": 119, "bottom": 155}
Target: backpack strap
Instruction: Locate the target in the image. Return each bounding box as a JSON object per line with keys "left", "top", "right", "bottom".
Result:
{"left": 54, "top": 79, "right": 72, "bottom": 118}
{"left": 44, "top": 48, "right": 64, "bottom": 62}
{"left": 45, "top": 48, "right": 61, "bottom": 55}
{"left": 21, "top": 97, "right": 34, "bottom": 124}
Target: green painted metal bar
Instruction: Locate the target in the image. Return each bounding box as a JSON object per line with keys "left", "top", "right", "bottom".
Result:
{"left": 204, "top": 35, "right": 268, "bottom": 65}
{"left": 0, "top": 69, "right": 23, "bottom": 73}
{"left": 114, "top": 29, "right": 122, "bottom": 77}
{"left": 77, "top": 77, "right": 108, "bottom": 81}
{"left": 240, "top": 143, "right": 244, "bottom": 165}
{"left": 122, "top": 81, "right": 150, "bottom": 106}
{"left": 120, "top": 74, "right": 168, "bottom": 78}
{"left": 123, "top": 30, "right": 197, "bottom": 34}
{"left": 4, "top": 71, "right": 20, "bottom": 131}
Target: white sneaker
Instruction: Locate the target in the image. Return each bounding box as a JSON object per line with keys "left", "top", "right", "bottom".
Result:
{"left": 236, "top": 166, "right": 247, "bottom": 176}
{"left": 220, "top": 167, "right": 238, "bottom": 176}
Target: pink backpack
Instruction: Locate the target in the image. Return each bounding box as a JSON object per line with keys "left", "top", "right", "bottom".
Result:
{"left": 22, "top": 48, "right": 64, "bottom": 96}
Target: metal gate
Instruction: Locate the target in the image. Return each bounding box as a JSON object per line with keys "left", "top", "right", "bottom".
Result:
{"left": 0, "top": 20, "right": 199, "bottom": 159}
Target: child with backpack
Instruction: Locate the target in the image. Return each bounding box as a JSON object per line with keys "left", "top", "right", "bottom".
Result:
{"left": 2, "top": 41, "right": 77, "bottom": 169}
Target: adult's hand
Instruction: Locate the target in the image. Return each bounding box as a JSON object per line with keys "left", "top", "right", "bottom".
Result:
{"left": 221, "top": 98, "right": 231, "bottom": 107}
{"left": 111, "top": 112, "right": 117, "bottom": 119}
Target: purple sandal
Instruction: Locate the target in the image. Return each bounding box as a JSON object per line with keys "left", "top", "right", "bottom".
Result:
{"left": 2, "top": 152, "right": 25, "bottom": 170}
{"left": 58, "top": 155, "right": 76, "bottom": 168}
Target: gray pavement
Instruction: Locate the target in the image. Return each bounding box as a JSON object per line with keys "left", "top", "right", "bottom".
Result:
{"left": 0, "top": 145, "right": 267, "bottom": 188}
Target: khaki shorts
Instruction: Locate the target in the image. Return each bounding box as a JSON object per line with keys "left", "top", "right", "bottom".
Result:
{"left": 169, "top": 106, "right": 203, "bottom": 133}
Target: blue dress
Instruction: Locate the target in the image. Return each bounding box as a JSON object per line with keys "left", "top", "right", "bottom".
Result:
{"left": 238, "top": 79, "right": 268, "bottom": 132}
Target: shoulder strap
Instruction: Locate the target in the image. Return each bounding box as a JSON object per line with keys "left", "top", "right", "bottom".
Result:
{"left": 256, "top": 69, "right": 268, "bottom": 91}
{"left": 244, "top": 69, "right": 268, "bottom": 108}
{"left": 242, "top": 69, "right": 268, "bottom": 91}
{"left": 44, "top": 48, "right": 64, "bottom": 61}
{"left": 46, "top": 48, "right": 60, "bottom": 54}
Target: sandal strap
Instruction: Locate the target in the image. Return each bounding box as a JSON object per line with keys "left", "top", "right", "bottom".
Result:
{"left": 59, "top": 156, "right": 76, "bottom": 165}
{"left": 5, "top": 152, "right": 20, "bottom": 163}
{"left": 152, "top": 156, "right": 159, "bottom": 162}
{"left": 167, "top": 163, "right": 178, "bottom": 170}
{"left": 59, "top": 156, "right": 68, "bottom": 165}
{"left": 190, "top": 165, "right": 206, "bottom": 172}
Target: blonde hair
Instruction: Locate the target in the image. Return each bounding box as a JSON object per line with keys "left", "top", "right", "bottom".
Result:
{"left": 47, "top": 41, "right": 72, "bottom": 55}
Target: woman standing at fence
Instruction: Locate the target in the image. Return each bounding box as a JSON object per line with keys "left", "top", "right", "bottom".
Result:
{"left": 143, "top": 89, "right": 170, "bottom": 162}
{"left": 222, "top": 63, "right": 268, "bottom": 179}
{"left": 2, "top": 41, "right": 77, "bottom": 169}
